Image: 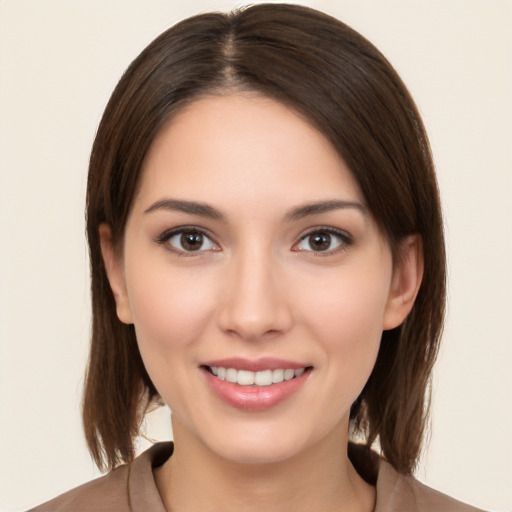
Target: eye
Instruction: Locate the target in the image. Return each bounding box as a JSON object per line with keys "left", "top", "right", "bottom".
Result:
{"left": 293, "top": 229, "right": 351, "bottom": 254}
{"left": 156, "top": 228, "right": 219, "bottom": 254}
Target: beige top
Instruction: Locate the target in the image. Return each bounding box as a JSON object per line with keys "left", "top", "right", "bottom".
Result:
{"left": 29, "top": 442, "right": 486, "bottom": 512}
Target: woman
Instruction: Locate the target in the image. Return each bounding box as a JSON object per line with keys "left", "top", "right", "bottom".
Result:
{"left": 30, "top": 4, "right": 486, "bottom": 511}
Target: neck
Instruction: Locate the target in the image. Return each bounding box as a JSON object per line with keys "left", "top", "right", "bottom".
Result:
{"left": 155, "top": 418, "right": 375, "bottom": 512}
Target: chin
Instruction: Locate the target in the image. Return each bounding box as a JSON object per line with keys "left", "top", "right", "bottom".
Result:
{"left": 196, "top": 416, "right": 337, "bottom": 467}
{"left": 211, "top": 436, "right": 303, "bottom": 466}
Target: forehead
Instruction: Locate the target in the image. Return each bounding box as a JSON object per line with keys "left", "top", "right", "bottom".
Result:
{"left": 135, "top": 93, "right": 364, "bottom": 212}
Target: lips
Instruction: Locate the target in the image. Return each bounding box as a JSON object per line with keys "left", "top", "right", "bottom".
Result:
{"left": 201, "top": 358, "right": 312, "bottom": 411}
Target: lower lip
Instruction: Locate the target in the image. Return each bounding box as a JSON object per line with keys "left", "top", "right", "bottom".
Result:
{"left": 203, "top": 368, "right": 311, "bottom": 411}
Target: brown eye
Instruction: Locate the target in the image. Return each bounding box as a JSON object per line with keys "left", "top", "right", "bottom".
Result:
{"left": 181, "top": 231, "right": 204, "bottom": 251}
{"left": 294, "top": 229, "right": 350, "bottom": 253}
{"left": 162, "top": 229, "right": 218, "bottom": 253}
{"left": 308, "top": 233, "right": 332, "bottom": 251}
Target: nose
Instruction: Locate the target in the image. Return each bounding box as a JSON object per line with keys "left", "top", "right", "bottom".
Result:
{"left": 218, "top": 246, "right": 293, "bottom": 341}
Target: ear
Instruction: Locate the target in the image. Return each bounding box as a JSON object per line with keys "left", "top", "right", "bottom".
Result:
{"left": 382, "top": 235, "right": 424, "bottom": 330}
{"left": 99, "top": 224, "right": 134, "bottom": 324}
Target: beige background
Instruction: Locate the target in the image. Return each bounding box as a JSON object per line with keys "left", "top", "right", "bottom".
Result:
{"left": 0, "top": 0, "right": 511, "bottom": 510}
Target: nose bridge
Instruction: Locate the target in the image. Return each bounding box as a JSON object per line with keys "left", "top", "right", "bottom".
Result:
{"left": 218, "top": 240, "right": 292, "bottom": 340}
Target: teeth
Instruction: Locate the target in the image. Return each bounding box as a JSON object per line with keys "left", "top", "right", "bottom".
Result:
{"left": 272, "top": 369, "right": 284, "bottom": 383}
{"left": 237, "top": 370, "right": 255, "bottom": 386}
{"left": 254, "top": 369, "right": 272, "bottom": 386}
{"left": 209, "top": 366, "right": 307, "bottom": 386}
{"left": 226, "top": 368, "right": 237, "bottom": 383}
{"left": 284, "top": 369, "right": 295, "bottom": 381}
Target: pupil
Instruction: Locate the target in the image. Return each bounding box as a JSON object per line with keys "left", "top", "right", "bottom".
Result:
{"left": 310, "top": 233, "right": 331, "bottom": 251}
{"left": 181, "top": 231, "right": 203, "bottom": 251}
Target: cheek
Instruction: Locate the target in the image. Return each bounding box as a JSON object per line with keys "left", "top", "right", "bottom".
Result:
{"left": 298, "top": 265, "right": 391, "bottom": 393}
{"left": 303, "top": 267, "right": 390, "bottom": 341}
{"left": 126, "top": 265, "right": 218, "bottom": 361}
{"left": 124, "top": 264, "right": 223, "bottom": 417}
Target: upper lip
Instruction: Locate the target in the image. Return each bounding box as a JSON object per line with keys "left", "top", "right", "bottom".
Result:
{"left": 201, "top": 357, "right": 310, "bottom": 372}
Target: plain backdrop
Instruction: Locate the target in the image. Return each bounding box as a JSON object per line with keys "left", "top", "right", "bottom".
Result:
{"left": 1, "top": 0, "right": 511, "bottom": 510}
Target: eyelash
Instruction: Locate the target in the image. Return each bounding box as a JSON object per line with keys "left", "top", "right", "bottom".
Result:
{"left": 154, "top": 226, "right": 353, "bottom": 256}
{"left": 292, "top": 227, "right": 353, "bottom": 256}
{"left": 154, "top": 227, "right": 220, "bottom": 256}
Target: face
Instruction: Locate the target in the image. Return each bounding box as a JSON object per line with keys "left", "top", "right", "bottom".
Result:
{"left": 102, "top": 94, "right": 420, "bottom": 465}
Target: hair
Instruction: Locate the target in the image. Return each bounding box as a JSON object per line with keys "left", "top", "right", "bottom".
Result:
{"left": 83, "top": 3, "right": 445, "bottom": 475}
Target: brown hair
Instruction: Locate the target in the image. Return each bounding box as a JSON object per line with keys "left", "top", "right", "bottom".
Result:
{"left": 83, "top": 3, "right": 445, "bottom": 474}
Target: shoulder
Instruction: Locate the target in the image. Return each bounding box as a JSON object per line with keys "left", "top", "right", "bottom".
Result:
{"left": 375, "top": 458, "right": 487, "bottom": 512}
{"left": 28, "top": 442, "right": 173, "bottom": 512}
{"left": 27, "top": 465, "right": 131, "bottom": 512}
{"left": 348, "top": 443, "right": 487, "bottom": 512}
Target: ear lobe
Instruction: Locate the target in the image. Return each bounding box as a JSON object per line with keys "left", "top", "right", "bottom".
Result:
{"left": 382, "top": 235, "right": 424, "bottom": 331}
{"left": 99, "top": 224, "right": 134, "bottom": 325}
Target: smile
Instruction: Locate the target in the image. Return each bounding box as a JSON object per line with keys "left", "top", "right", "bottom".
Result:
{"left": 209, "top": 366, "right": 306, "bottom": 386}
{"left": 202, "top": 359, "right": 312, "bottom": 410}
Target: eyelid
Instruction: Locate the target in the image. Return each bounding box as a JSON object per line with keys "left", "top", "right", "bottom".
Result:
{"left": 292, "top": 226, "right": 353, "bottom": 254}
{"left": 154, "top": 226, "right": 220, "bottom": 255}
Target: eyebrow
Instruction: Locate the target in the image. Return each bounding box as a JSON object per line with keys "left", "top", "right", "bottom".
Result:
{"left": 144, "top": 198, "right": 368, "bottom": 222}
{"left": 144, "top": 199, "right": 225, "bottom": 220}
{"left": 284, "top": 200, "right": 369, "bottom": 221}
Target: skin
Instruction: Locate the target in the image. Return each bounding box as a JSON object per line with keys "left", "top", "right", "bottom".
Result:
{"left": 101, "top": 94, "right": 423, "bottom": 512}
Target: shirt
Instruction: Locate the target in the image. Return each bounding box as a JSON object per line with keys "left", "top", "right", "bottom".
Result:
{"left": 28, "top": 442, "right": 486, "bottom": 511}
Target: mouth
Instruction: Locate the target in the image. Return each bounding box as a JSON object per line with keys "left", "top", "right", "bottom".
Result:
{"left": 205, "top": 366, "right": 309, "bottom": 386}
{"left": 200, "top": 359, "right": 313, "bottom": 410}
